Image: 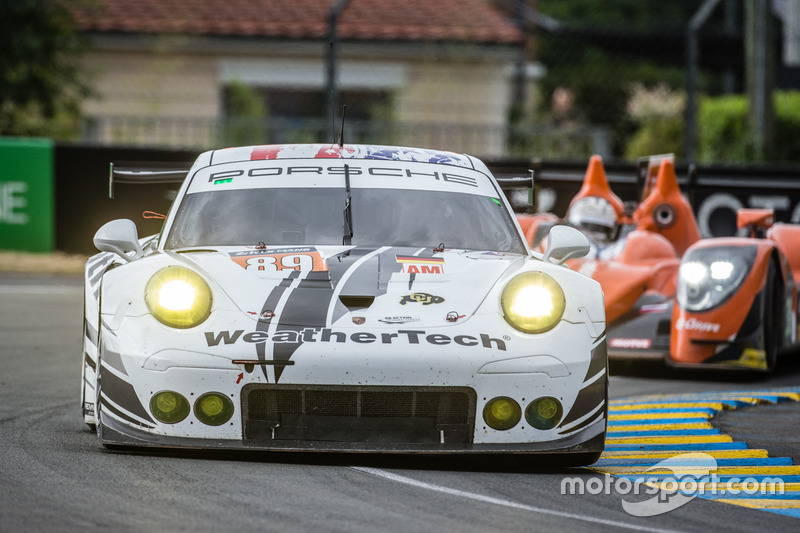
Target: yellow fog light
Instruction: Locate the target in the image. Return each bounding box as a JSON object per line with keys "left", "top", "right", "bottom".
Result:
{"left": 483, "top": 396, "right": 521, "bottom": 430}
{"left": 150, "top": 391, "right": 190, "bottom": 424}
{"left": 194, "top": 392, "right": 234, "bottom": 426}
{"left": 145, "top": 266, "right": 212, "bottom": 328}
{"left": 501, "top": 271, "right": 566, "bottom": 334}
{"left": 525, "top": 397, "right": 563, "bottom": 430}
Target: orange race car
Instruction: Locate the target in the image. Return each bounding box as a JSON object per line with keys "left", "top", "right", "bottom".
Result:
{"left": 516, "top": 155, "right": 800, "bottom": 371}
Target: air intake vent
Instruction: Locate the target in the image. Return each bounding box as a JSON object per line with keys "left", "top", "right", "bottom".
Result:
{"left": 242, "top": 385, "right": 475, "bottom": 444}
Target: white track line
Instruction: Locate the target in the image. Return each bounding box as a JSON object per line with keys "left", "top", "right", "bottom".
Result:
{"left": 350, "top": 467, "right": 686, "bottom": 533}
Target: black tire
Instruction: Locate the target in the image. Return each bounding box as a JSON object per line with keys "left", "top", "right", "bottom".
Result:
{"left": 763, "top": 259, "right": 782, "bottom": 373}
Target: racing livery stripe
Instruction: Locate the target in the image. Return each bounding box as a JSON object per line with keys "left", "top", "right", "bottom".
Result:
{"left": 559, "top": 409, "right": 605, "bottom": 436}
{"left": 255, "top": 270, "right": 301, "bottom": 381}
{"left": 99, "top": 364, "right": 155, "bottom": 425}
{"left": 264, "top": 247, "right": 404, "bottom": 382}
{"left": 84, "top": 320, "right": 97, "bottom": 350}
{"left": 84, "top": 349, "right": 96, "bottom": 371}
{"left": 583, "top": 335, "right": 607, "bottom": 380}
{"left": 100, "top": 396, "right": 155, "bottom": 430}
{"left": 101, "top": 345, "right": 128, "bottom": 376}
{"left": 558, "top": 337, "right": 608, "bottom": 429}
{"left": 592, "top": 388, "right": 800, "bottom": 518}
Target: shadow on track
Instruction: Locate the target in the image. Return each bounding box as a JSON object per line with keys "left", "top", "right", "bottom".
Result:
{"left": 609, "top": 348, "right": 800, "bottom": 383}
{"left": 95, "top": 439, "right": 596, "bottom": 476}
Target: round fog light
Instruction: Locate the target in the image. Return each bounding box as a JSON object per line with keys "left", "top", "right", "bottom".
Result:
{"left": 483, "top": 396, "right": 521, "bottom": 430}
{"left": 525, "top": 397, "right": 563, "bottom": 430}
{"left": 194, "top": 392, "right": 234, "bottom": 426}
{"left": 150, "top": 391, "right": 190, "bottom": 424}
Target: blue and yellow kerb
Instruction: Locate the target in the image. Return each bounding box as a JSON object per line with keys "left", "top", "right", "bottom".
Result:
{"left": 592, "top": 388, "right": 800, "bottom": 518}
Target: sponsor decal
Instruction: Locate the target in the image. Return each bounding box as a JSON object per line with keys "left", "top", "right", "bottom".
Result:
{"left": 225, "top": 163, "right": 478, "bottom": 188}
{"left": 609, "top": 338, "right": 652, "bottom": 349}
{"left": 210, "top": 170, "right": 243, "bottom": 184}
{"left": 674, "top": 316, "right": 721, "bottom": 333}
{"left": 399, "top": 292, "right": 445, "bottom": 305}
{"left": 204, "top": 328, "right": 507, "bottom": 351}
{"left": 639, "top": 303, "right": 669, "bottom": 314}
{"left": 446, "top": 311, "right": 466, "bottom": 323}
{"left": 230, "top": 247, "right": 328, "bottom": 272}
{"left": 378, "top": 316, "right": 420, "bottom": 324}
{"left": 395, "top": 255, "right": 444, "bottom": 274}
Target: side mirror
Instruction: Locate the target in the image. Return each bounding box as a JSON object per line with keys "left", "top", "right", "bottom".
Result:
{"left": 93, "top": 219, "right": 143, "bottom": 262}
{"left": 543, "top": 225, "right": 590, "bottom": 265}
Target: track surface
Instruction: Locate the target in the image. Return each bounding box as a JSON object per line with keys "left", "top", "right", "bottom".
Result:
{"left": 2, "top": 274, "right": 799, "bottom": 532}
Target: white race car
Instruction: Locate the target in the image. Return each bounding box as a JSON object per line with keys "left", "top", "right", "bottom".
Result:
{"left": 81, "top": 143, "right": 607, "bottom": 464}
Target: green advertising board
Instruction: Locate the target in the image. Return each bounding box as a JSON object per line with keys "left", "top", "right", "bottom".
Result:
{"left": 0, "top": 138, "right": 54, "bottom": 252}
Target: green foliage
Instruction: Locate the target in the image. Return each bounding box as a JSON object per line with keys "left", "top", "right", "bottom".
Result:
{"left": 697, "top": 91, "right": 800, "bottom": 163}
{"left": 774, "top": 91, "right": 800, "bottom": 162}
{"left": 533, "top": 1, "right": 719, "bottom": 157}
{"left": 624, "top": 83, "right": 685, "bottom": 159}
{"left": 0, "top": 0, "right": 90, "bottom": 138}
{"left": 222, "top": 81, "right": 269, "bottom": 145}
{"left": 697, "top": 95, "right": 748, "bottom": 163}
{"left": 538, "top": 0, "right": 696, "bottom": 30}
{"left": 625, "top": 117, "right": 685, "bottom": 160}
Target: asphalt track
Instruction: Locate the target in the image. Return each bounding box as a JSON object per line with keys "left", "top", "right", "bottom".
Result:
{"left": 1, "top": 274, "right": 800, "bottom": 532}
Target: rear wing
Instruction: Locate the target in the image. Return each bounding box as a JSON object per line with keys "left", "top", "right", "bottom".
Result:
{"left": 495, "top": 170, "right": 535, "bottom": 206}
{"left": 108, "top": 162, "right": 190, "bottom": 199}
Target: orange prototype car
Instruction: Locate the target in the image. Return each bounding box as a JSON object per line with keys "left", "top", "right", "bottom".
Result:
{"left": 517, "top": 155, "right": 800, "bottom": 371}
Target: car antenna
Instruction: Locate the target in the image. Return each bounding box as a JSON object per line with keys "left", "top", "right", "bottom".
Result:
{"left": 342, "top": 162, "right": 353, "bottom": 245}
{"left": 337, "top": 105, "right": 347, "bottom": 148}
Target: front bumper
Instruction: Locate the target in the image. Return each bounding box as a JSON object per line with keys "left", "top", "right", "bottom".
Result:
{"left": 100, "top": 409, "right": 606, "bottom": 456}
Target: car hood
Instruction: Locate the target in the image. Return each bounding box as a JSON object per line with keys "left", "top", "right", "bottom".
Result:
{"left": 172, "top": 245, "right": 524, "bottom": 328}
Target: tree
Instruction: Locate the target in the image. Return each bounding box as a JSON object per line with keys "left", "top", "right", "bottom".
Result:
{"left": 0, "top": 0, "right": 90, "bottom": 138}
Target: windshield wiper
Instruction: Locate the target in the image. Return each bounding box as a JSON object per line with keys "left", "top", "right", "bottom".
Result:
{"left": 342, "top": 163, "right": 353, "bottom": 245}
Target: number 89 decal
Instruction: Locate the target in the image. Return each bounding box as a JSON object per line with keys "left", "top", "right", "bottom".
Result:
{"left": 231, "top": 248, "right": 328, "bottom": 272}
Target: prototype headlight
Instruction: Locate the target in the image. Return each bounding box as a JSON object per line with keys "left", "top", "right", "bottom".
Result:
{"left": 501, "top": 272, "right": 566, "bottom": 334}
{"left": 677, "top": 246, "right": 757, "bottom": 312}
{"left": 145, "top": 266, "right": 213, "bottom": 328}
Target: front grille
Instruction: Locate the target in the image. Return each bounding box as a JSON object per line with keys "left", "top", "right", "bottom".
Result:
{"left": 242, "top": 385, "right": 475, "bottom": 444}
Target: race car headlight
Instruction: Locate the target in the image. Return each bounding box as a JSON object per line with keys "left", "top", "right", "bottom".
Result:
{"left": 525, "top": 397, "right": 563, "bottom": 430}
{"left": 194, "top": 392, "right": 234, "bottom": 426}
{"left": 483, "top": 397, "right": 521, "bottom": 430}
{"left": 145, "top": 266, "right": 213, "bottom": 328}
{"left": 501, "top": 272, "right": 566, "bottom": 334}
{"left": 677, "top": 246, "right": 757, "bottom": 312}
{"left": 150, "top": 391, "right": 190, "bottom": 424}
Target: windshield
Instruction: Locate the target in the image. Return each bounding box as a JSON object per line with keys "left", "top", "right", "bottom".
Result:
{"left": 164, "top": 187, "right": 524, "bottom": 253}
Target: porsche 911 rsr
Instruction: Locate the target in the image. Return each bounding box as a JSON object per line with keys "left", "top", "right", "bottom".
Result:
{"left": 81, "top": 144, "right": 607, "bottom": 464}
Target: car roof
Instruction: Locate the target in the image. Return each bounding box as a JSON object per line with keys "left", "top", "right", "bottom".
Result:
{"left": 204, "top": 144, "right": 478, "bottom": 170}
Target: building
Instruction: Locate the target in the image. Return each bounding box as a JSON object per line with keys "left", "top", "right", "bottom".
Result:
{"left": 70, "top": 0, "right": 531, "bottom": 157}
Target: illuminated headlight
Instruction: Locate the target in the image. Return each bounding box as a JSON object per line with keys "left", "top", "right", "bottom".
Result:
{"left": 677, "top": 246, "right": 757, "bottom": 312}
{"left": 145, "top": 266, "right": 213, "bottom": 328}
{"left": 501, "top": 272, "right": 566, "bottom": 334}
